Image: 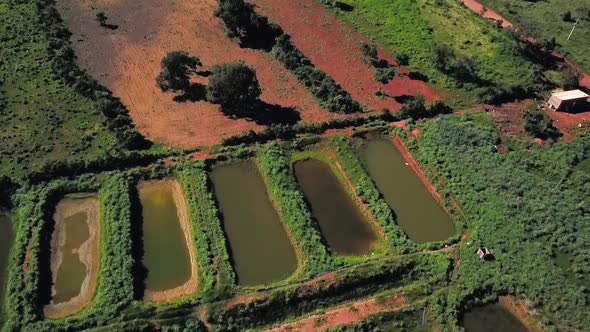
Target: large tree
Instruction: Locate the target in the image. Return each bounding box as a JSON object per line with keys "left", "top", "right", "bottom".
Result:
{"left": 156, "top": 51, "right": 202, "bottom": 93}
{"left": 214, "top": 0, "right": 281, "bottom": 49}
{"left": 206, "top": 62, "right": 261, "bottom": 115}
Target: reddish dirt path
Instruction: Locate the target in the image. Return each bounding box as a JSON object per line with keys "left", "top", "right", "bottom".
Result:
{"left": 57, "top": 0, "right": 347, "bottom": 147}
{"left": 544, "top": 107, "right": 590, "bottom": 142}
{"left": 250, "top": 0, "right": 438, "bottom": 112}
{"left": 264, "top": 293, "right": 406, "bottom": 332}
{"left": 461, "top": 0, "right": 590, "bottom": 89}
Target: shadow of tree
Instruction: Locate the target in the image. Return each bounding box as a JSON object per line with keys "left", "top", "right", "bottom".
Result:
{"left": 173, "top": 83, "right": 207, "bottom": 103}
{"left": 220, "top": 101, "right": 301, "bottom": 126}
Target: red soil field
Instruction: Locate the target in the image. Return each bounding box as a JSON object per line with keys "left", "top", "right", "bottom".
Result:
{"left": 250, "top": 0, "right": 438, "bottom": 112}
{"left": 57, "top": 0, "right": 346, "bottom": 147}
{"left": 265, "top": 293, "right": 406, "bottom": 332}
{"left": 545, "top": 107, "right": 590, "bottom": 142}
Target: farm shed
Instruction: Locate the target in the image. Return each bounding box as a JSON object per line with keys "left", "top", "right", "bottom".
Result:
{"left": 547, "top": 90, "right": 589, "bottom": 112}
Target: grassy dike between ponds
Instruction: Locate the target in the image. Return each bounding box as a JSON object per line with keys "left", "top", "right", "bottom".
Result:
{"left": 291, "top": 139, "right": 416, "bottom": 257}
{"left": 326, "top": 137, "right": 418, "bottom": 254}
{"left": 256, "top": 144, "right": 333, "bottom": 277}
{"left": 177, "top": 166, "right": 236, "bottom": 298}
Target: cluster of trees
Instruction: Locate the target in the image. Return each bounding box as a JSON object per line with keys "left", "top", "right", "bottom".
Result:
{"left": 215, "top": 0, "right": 362, "bottom": 114}
{"left": 34, "top": 0, "right": 149, "bottom": 150}
{"left": 214, "top": 0, "right": 282, "bottom": 50}
{"left": 256, "top": 144, "right": 333, "bottom": 275}
{"left": 523, "top": 105, "right": 561, "bottom": 140}
{"left": 411, "top": 112, "right": 590, "bottom": 329}
{"left": 157, "top": 51, "right": 263, "bottom": 118}
{"left": 327, "top": 137, "right": 417, "bottom": 253}
{"left": 360, "top": 43, "right": 396, "bottom": 84}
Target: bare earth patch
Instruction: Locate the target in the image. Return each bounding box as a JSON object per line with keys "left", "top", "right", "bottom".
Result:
{"left": 139, "top": 180, "right": 199, "bottom": 302}
{"left": 264, "top": 293, "right": 407, "bottom": 332}
{"left": 57, "top": 0, "right": 344, "bottom": 147}
{"left": 44, "top": 197, "right": 99, "bottom": 319}
{"left": 498, "top": 296, "right": 543, "bottom": 332}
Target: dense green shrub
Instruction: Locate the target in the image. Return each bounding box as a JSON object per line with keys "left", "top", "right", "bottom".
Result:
{"left": 256, "top": 144, "right": 333, "bottom": 275}
{"left": 412, "top": 112, "right": 590, "bottom": 329}
{"left": 523, "top": 106, "right": 561, "bottom": 140}
{"left": 156, "top": 51, "right": 202, "bottom": 93}
{"left": 206, "top": 62, "right": 262, "bottom": 115}
{"left": 327, "top": 137, "right": 417, "bottom": 253}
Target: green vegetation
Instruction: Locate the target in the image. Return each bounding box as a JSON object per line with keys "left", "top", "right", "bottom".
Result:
{"left": 410, "top": 112, "right": 590, "bottom": 329}
{"left": 156, "top": 51, "right": 202, "bottom": 93}
{"left": 215, "top": 0, "right": 363, "bottom": 114}
{"left": 0, "top": 1, "right": 113, "bottom": 178}
{"left": 323, "top": 0, "right": 551, "bottom": 106}
{"left": 478, "top": 0, "right": 590, "bottom": 73}
{"left": 256, "top": 143, "right": 333, "bottom": 275}
{"left": 523, "top": 106, "right": 561, "bottom": 140}
{"left": 327, "top": 137, "right": 416, "bottom": 253}
{"left": 177, "top": 166, "right": 236, "bottom": 298}
{"left": 206, "top": 62, "right": 262, "bottom": 116}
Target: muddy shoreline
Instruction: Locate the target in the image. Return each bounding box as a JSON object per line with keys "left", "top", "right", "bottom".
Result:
{"left": 139, "top": 180, "right": 198, "bottom": 302}
{"left": 44, "top": 197, "right": 100, "bottom": 319}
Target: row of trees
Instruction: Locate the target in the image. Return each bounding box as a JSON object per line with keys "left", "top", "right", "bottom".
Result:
{"left": 215, "top": 0, "right": 363, "bottom": 114}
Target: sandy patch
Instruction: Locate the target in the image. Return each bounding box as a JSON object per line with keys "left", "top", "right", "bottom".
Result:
{"left": 44, "top": 197, "right": 100, "bottom": 319}
{"left": 139, "top": 180, "right": 199, "bottom": 302}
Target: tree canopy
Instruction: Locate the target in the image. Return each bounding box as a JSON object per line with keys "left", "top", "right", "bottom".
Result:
{"left": 156, "top": 51, "right": 202, "bottom": 93}
{"left": 206, "top": 62, "right": 261, "bottom": 115}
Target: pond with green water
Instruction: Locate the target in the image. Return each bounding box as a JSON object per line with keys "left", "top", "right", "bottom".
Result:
{"left": 294, "top": 159, "right": 376, "bottom": 255}
{"left": 53, "top": 211, "right": 89, "bottom": 304}
{"left": 462, "top": 303, "right": 528, "bottom": 332}
{"left": 211, "top": 161, "right": 297, "bottom": 286}
{"left": 361, "top": 138, "right": 455, "bottom": 243}
{"left": 139, "top": 182, "right": 192, "bottom": 292}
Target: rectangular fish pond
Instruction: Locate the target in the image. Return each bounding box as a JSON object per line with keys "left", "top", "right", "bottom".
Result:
{"left": 294, "top": 158, "right": 377, "bottom": 255}
{"left": 0, "top": 214, "right": 13, "bottom": 316}
{"left": 361, "top": 137, "right": 455, "bottom": 244}
{"left": 211, "top": 161, "right": 297, "bottom": 286}
{"left": 137, "top": 180, "right": 197, "bottom": 302}
{"left": 44, "top": 196, "right": 99, "bottom": 318}
{"left": 462, "top": 301, "right": 529, "bottom": 332}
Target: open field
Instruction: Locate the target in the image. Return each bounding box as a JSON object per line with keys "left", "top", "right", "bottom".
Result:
{"left": 2, "top": 0, "right": 590, "bottom": 331}
{"left": 56, "top": 0, "right": 348, "bottom": 147}
{"left": 477, "top": 0, "right": 590, "bottom": 73}
{"left": 0, "top": 1, "right": 114, "bottom": 178}
{"left": 320, "top": 0, "right": 550, "bottom": 106}
{"left": 251, "top": 0, "right": 439, "bottom": 111}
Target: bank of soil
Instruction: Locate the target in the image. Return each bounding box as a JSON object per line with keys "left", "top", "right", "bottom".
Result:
{"left": 139, "top": 180, "right": 198, "bottom": 302}
{"left": 498, "top": 296, "right": 543, "bottom": 332}
{"left": 44, "top": 197, "right": 99, "bottom": 319}
{"left": 251, "top": 0, "right": 438, "bottom": 112}
{"left": 264, "top": 293, "right": 407, "bottom": 332}
{"left": 57, "top": 0, "right": 346, "bottom": 147}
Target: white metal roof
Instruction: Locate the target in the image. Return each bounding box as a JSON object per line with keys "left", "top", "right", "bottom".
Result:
{"left": 551, "top": 89, "right": 589, "bottom": 101}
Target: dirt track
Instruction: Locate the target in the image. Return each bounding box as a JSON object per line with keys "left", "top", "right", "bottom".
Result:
{"left": 264, "top": 293, "right": 407, "bottom": 331}
{"left": 57, "top": 0, "right": 345, "bottom": 147}
{"left": 44, "top": 197, "right": 99, "bottom": 319}
{"left": 251, "top": 0, "right": 439, "bottom": 112}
